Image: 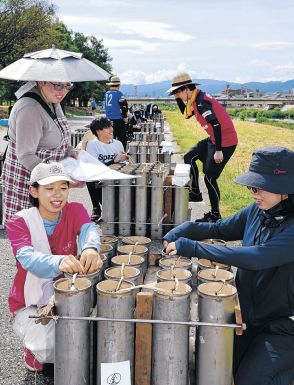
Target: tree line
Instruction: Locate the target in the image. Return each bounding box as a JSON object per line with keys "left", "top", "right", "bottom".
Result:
{"left": 0, "top": 0, "right": 112, "bottom": 107}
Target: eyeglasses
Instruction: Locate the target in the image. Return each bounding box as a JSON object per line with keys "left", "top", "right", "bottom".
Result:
{"left": 247, "top": 186, "right": 261, "bottom": 193}
{"left": 48, "top": 82, "right": 74, "bottom": 91}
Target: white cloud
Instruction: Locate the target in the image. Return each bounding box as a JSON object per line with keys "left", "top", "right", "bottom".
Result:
{"left": 119, "top": 64, "right": 214, "bottom": 84}
{"left": 248, "top": 59, "right": 269, "bottom": 67}
{"left": 104, "top": 39, "right": 159, "bottom": 53}
{"left": 57, "top": 2, "right": 294, "bottom": 84}
{"left": 61, "top": 16, "right": 193, "bottom": 42}
{"left": 113, "top": 21, "right": 194, "bottom": 42}
{"left": 273, "top": 62, "right": 294, "bottom": 74}
{"left": 81, "top": 0, "right": 132, "bottom": 6}
{"left": 250, "top": 41, "right": 294, "bottom": 50}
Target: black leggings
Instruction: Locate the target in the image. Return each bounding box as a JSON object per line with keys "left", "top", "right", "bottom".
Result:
{"left": 86, "top": 182, "right": 102, "bottom": 210}
{"left": 233, "top": 319, "right": 294, "bottom": 385}
{"left": 112, "top": 119, "right": 127, "bottom": 150}
{"left": 184, "top": 138, "right": 236, "bottom": 213}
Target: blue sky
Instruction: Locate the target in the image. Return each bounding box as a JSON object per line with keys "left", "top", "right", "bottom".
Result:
{"left": 55, "top": 0, "right": 294, "bottom": 85}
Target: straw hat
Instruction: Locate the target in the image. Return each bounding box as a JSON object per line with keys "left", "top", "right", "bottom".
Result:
{"left": 107, "top": 75, "right": 121, "bottom": 86}
{"left": 166, "top": 72, "right": 200, "bottom": 95}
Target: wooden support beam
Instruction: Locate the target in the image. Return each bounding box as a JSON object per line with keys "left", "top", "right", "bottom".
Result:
{"left": 148, "top": 252, "right": 161, "bottom": 266}
{"left": 234, "top": 295, "right": 243, "bottom": 336}
{"left": 135, "top": 292, "right": 153, "bottom": 385}
{"left": 164, "top": 175, "right": 173, "bottom": 223}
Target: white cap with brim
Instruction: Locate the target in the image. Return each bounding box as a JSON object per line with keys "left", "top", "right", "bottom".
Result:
{"left": 30, "top": 162, "right": 73, "bottom": 185}
{"left": 166, "top": 72, "right": 200, "bottom": 95}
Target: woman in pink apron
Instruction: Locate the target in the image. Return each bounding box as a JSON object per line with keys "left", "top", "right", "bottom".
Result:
{"left": 2, "top": 81, "right": 78, "bottom": 225}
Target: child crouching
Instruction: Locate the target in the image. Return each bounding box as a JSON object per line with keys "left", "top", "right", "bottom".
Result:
{"left": 6, "top": 162, "right": 102, "bottom": 372}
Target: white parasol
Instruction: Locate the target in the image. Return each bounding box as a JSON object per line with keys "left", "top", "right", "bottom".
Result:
{"left": 0, "top": 45, "right": 110, "bottom": 82}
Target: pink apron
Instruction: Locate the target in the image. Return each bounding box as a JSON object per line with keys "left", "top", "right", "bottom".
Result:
{"left": 2, "top": 115, "right": 71, "bottom": 225}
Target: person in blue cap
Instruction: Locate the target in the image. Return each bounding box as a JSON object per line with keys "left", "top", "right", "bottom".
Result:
{"left": 163, "top": 146, "right": 294, "bottom": 385}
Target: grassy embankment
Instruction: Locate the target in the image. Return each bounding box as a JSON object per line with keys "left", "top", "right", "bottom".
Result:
{"left": 165, "top": 110, "right": 294, "bottom": 217}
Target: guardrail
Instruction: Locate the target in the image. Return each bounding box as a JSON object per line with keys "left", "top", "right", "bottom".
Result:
{"left": 126, "top": 97, "right": 294, "bottom": 107}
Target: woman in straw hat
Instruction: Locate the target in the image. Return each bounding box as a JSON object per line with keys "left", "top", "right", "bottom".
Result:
{"left": 2, "top": 80, "right": 79, "bottom": 225}
{"left": 164, "top": 146, "right": 294, "bottom": 384}
{"left": 6, "top": 161, "right": 102, "bottom": 372}
{"left": 103, "top": 75, "right": 129, "bottom": 149}
{"left": 167, "top": 72, "right": 238, "bottom": 222}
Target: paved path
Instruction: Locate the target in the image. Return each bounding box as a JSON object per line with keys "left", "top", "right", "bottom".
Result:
{"left": 0, "top": 118, "right": 210, "bottom": 384}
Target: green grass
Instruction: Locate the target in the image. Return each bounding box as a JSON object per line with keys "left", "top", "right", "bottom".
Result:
{"left": 255, "top": 118, "right": 294, "bottom": 130}
{"left": 165, "top": 111, "right": 294, "bottom": 217}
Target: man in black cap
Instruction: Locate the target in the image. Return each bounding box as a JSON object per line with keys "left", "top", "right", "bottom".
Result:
{"left": 163, "top": 146, "right": 294, "bottom": 385}
{"left": 167, "top": 72, "right": 238, "bottom": 222}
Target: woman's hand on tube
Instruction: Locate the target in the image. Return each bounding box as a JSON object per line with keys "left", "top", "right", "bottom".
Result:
{"left": 59, "top": 255, "right": 85, "bottom": 275}
{"left": 162, "top": 240, "right": 169, "bottom": 250}
{"left": 165, "top": 242, "right": 177, "bottom": 256}
{"left": 80, "top": 248, "right": 102, "bottom": 274}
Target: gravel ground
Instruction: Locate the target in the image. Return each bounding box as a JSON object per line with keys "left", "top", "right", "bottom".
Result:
{"left": 0, "top": 119, "right": 209, "bottom": 384}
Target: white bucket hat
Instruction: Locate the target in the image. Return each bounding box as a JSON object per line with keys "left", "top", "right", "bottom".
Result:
{"left": 166, "top": 72, "right": 200, "bottom": 95}
{"left": 30, "top": 162, "right": 73, "bottom": 185}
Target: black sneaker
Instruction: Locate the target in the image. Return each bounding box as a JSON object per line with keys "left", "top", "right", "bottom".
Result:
{"left": 91, "top": 207, "right": 101, "bottom": 222}
{"left": 189, "top": 191, "right": 203, "bottom": 202}
{"left": 195, "top": 211, "right": 221, "bottom": 223}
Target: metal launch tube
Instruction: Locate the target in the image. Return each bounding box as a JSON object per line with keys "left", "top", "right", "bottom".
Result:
{"left": 134, "top": 170, "right": 148, "bottom": 236}
{"left": 117, "top": 244, "right": 149, "bottom": 277}
{"left": 102, "top": 179, "right": 117, "bottom": 235}
{"left": 197, "top": 268, "right": 235, "bottom": 286}
{"left": 196, "top": 282, "right": 237, "bottom": 385}
{"left": 111, "top": 254, "right": 145, "bottom": 275}
{"left": 99, "top": 244, "right": 114, "bottom": 268}
{"left": 140, "top": 142, "right": 147, "bottom": 163}
{"left": 173, "top": 186, "right": 189, "bottom": 226}
{"left": 64, "top": 269, "right": 102, "bottom": 308}
{"left": 54, "top": 277, "right": 92, "bottom": 385}
{"left": 152, "top": 281, "right": 192, "bottom": 385}
{"left": 121, "top": 235, "right": 152, "bottom": 250}
{"left": 150, "top": 168, "right": 164, "bottom": 239}
{"left": 118, "top": 178, "right": 132, "bottom": 236}
{"left": 104, "top": 265, "right": 141, "bottom": 286}
{"left": 159, "top": 255, "right": 192, "bottom": 271}
{"left": 149, "top": 143, "right": 158, "bottom": 163}
{"left": 128, "top": 142, "right": 138, "bottom": 163}
{"left": 156, "top": 268, "right": 192, "bottom": 286}
{"left": 100, "top": 235, "right": 119, "bottom": 255}
{"left": 96, "top": 279, "right": 135, "bottom": 385}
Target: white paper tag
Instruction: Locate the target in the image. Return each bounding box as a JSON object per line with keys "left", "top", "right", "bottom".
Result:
{"left": 60, "top": 150, "right": 140, "bottom": 181}
{"left": 100, "top": 360, "right": 131, "bottom": 385}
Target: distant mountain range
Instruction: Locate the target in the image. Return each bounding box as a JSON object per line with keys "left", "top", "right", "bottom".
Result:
{"left": 121, "top": 79, "right": 294, "bottom": 97}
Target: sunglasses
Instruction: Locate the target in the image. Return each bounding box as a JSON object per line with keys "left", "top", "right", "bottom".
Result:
{"left": 247, "top": 186, "right": 261, "bottom": 193}
{"left": 48, "top": 82, "right": 74, "bottom": 91}
{"left": 172, "top": 86, "right": 187, "bottom": 95}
